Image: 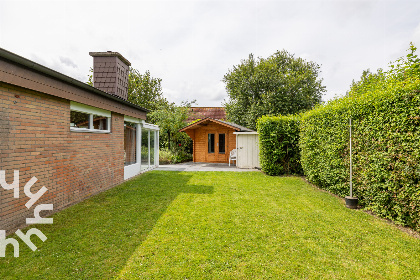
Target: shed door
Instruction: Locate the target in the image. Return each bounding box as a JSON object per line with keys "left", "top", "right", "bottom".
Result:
{"left": 237, "top": 134, "right": 260, "bottom": 168}
{"left": 206, "top": 131, "right": 228, "bottom": 162}
{"left": 217, "top": 132, "right": 227, "bottom": 162}
{"left": 207, "top": 132, "right": 216, "bottom": 162}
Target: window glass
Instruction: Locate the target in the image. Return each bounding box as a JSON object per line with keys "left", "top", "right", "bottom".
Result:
{"left": 124, "top": 122, "right": 137, "bottom": 166}
{"left": 219, "top": 134, "right": 226, "bottom": 154}
{"left": 141, "top": 129, "right": 149, "bottom": 170}
{"left": 92, "top": 115, "right": 108, "bottom": 130}
{"left": 150, "top": 131, "right": 155, "bottom": 166}
{"left": 70, "top": 111, "right": 90, "bottom": 129}
{"left": 208, "top": 133, "right": 215, "bottom": 153}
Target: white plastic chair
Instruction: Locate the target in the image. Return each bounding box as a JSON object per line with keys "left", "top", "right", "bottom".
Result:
{"left": 229, "top": 149, "right": 237, "bottom": 166}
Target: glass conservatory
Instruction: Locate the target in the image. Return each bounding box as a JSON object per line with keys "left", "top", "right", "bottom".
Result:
{"left": 123, "top": 116, "right": 160, "bottom": 180}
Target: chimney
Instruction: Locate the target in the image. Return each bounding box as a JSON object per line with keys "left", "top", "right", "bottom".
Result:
{"left": 89, "top": 51, "right": 131, "bottom": 100}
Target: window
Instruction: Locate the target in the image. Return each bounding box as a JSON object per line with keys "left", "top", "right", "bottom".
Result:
{"left": 93, "top": 115, "right": 108, "bottom": 130}
{"left": 124, "top": 122, "right": 137, "bottom": 166}
{"left": 208, "top": 133, "right": 215, "bottom": 153}
{"left": 70, "top": 111, "right": 90, "bottom": 128}
{"left": 141, "top": 128, "right": 149, "bottom": 170}
{"left": 70, "top": 102, "right": 111, "bottom": 133}
{"left": 150, "top": 131, "right": 155, "bottom": 166}
{"left": 219, "top": 133, "right": 225, "bottom": 154}
{"left": 123, "top": 117, "right": 160, "bottom": 180}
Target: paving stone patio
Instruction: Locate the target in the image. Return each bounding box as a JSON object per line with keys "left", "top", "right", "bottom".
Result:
{"left": 155, "top": 162, "right": 260, "bottom": 172}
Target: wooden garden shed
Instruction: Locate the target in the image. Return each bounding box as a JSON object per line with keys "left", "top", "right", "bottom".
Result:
{"left": 180, "top": 118, "right": 254, "bottom": 163}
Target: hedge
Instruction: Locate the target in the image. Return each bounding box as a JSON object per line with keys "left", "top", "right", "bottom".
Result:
{"left": 300, "top": 45, "right": 420, "bottom": 230}
{"left": 257, "top": 115, "right": 302, "bottom": 176}
{"left": 299, "top": 97, "right": 351, "bottom": 197}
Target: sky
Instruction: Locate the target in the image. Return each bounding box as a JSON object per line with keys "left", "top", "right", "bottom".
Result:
{"left": 1, "top": 0, "right": 420, "bottom": 106}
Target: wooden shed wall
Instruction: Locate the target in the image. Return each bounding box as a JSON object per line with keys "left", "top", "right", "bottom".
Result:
{"left": 184, "top": 122, "right": 236, "bottom": 163}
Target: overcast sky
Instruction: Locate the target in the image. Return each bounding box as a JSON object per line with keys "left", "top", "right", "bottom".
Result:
{"left": 1, "top": 0, "right": 419, "bottom": 106}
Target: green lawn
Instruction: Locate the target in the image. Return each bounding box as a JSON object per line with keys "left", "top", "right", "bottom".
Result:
{"left": 1, "top": 171, "right": 420, "bottom": 279}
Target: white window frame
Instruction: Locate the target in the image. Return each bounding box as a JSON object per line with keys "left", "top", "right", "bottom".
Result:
{"left": 141, "top": 121, "right": 160, "bottom": 170}
{"left": 124, "top": 116, "right": 142, "bottom": 180}
{"left": 124, "top": 118, "right": 160, "bottom": 180}
{"left": 70, "top": 101, "right": 111, "bottom": 133}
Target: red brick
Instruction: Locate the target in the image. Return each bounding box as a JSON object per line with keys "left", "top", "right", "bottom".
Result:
{"left": 0, "top": 85, "right": 125, "bottom": 233}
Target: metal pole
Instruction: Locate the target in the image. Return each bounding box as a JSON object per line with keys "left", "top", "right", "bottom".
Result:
{"left": 349, "top": 118, "right": 353, "bottom": 197}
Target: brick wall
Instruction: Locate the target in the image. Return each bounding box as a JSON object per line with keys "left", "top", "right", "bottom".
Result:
{"left": 0, "top": 82, "right": 124, "bottom": 234}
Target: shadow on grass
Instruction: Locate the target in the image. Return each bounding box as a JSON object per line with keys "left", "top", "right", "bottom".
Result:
{"left": 0, "top": 171, "right": 213, "bottom": 279}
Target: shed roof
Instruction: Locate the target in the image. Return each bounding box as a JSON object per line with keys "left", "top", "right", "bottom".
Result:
{"left": 186, "top": 107, "right": 226, "bottom": 122}
{"left": 180, "top": 117, "right": 255, "bottom": 132}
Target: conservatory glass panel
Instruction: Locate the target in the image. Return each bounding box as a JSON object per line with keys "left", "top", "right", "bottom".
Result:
{"left": 124, "top": 122, "right": 137, "bottom": 166}
{"left": 150, "top": 131, "right": 155, "bottom": 167}
{"left": 141, "top": 128, "right": 149, "bottom": 170}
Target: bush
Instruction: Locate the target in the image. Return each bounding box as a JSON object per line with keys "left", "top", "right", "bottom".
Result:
{"left": 159, "top": 148, "right": 172, "bottom": 164}
{"left": 170, "top": 149, "right": 192, "bottom": 164}
{"left": 257, "top": 115, "right": 302, "bottom": 176}
{"left": 299, "top": 98, "right": 351, "bottom": 196}
{"left": 159, "top": 148, "right": 192, "bottom": 164}
{"left": 299, "top": 44, "right": 420, "bottom": 230}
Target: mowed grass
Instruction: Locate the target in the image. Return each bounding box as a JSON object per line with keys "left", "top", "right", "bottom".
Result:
{"left": 1, "top": 171, "right": 420, "bottom": 279}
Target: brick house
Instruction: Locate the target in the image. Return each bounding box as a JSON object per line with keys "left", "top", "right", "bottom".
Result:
{"left": 0, "top": 48, "right": 159, "bottom": 233}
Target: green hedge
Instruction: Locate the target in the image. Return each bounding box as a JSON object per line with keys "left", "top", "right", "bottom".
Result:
{"left": 299, "top": 98, "right": 351, "bottom": 197}
{"left": 300, "top": 45, "right": 420, "bottom": 230}
{"left": 257, "top": 115, "right": 302, "bottom": 176}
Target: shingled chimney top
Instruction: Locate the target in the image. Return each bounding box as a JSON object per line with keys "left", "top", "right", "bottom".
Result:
{"left": 89, "top": 51, "right": 131, "bottom": 100}
{"left": 89, "top": 51, "right": 131, "bottom": 67}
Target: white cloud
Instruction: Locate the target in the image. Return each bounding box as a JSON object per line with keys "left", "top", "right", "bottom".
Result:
{"left": 1, "top": 0, "right": 420, "bottom": 107}
{"left": 411, "top": 22, "right": 420, "bottom": 47}
{"left": 59, "top": 57, "right": 77, "bottom": 69}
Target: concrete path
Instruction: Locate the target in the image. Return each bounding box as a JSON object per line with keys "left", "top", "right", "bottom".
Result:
{"left": 155, "top": 162, "right": 259, "bottom": 172}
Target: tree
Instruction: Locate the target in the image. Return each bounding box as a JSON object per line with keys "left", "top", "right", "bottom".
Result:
{"left": 88, "top": 67, "right": 168, "bottom": 114}
{"left": 87, "top": 67, "right": 194, "bottom": 162}
{"left": 223, "top": 50, "right": 325, "bottom": 130}
{"left": 127, "top": 69, "right": 168, "bottom": 112}
{"left": 148, "top": 100, "right": 195, "bottom": 160}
